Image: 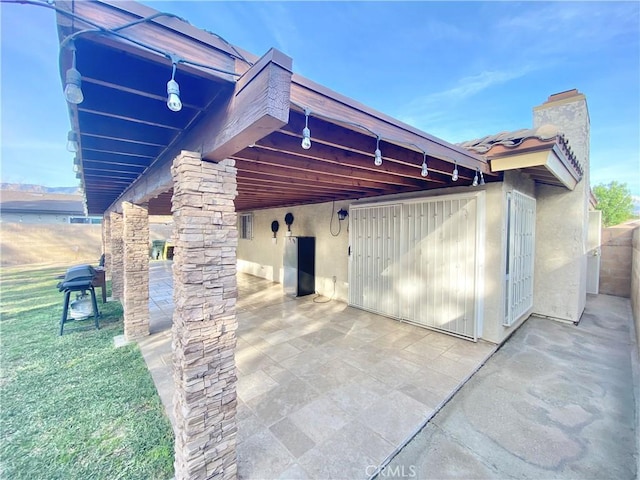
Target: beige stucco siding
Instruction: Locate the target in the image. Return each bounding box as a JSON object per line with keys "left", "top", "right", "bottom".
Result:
{"left": 237, "top": 201, "right": 351, "bottom": 302}
{"left": 238, "top": 177, "right": 534, "bottom": 345}
{"left": 480, "top": 172, "right": 536, "bottom": 344}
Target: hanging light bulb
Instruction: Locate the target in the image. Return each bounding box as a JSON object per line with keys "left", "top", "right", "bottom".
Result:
{"left": 301, "top": 108, "right": 311, "bottom": 150}
{"left": 452, "top": 163, "right": 459, "bottom": 182}
{"left": 374, "top": 136, "right": 383, "bottom": 166}
{"left": 64, "top": 43, "right": 84, "bottom": 105}
{"left": 472, "top": 169, "right": 479, "bottom": 187}
{"left": 66, "top": 131, "right": 79, "bottom": 153}
{"left": 166, "top": 60, "right": 182, "bottom": 112}
{"left": 421, "top": 152, "right": 429, "bottom": 177}
{"left": 479, "top": 170, "right": 485, "bottom": 185}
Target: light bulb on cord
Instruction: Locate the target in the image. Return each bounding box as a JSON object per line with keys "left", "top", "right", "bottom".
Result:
{"left": 472, "top": 169, "right": 479, "bottom": 187}
{"left": 301, "top": 108, "right": 312, "bottom": 150}
{"left": 479, "top": 170, "right": 485, "bottom": 185}
{"left": 452, "top": 163, "right": 459, "bottom": 181}
{"left": 166, "top": 60, "right": 182, "bottom": 112}
{"left": 421, "top": 152, "right": 429, "bottom": 177}
{"left": 374, "top": 136, "right": 383, "bottom": 166}
{"left": 64, "top": 43, "right": 84, "bottom": 105}
{"left": 66, "top": 131, "right": 79, "bottom": 153}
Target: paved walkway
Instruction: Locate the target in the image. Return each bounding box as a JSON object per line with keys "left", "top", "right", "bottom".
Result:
{"left": 138, "top": 262, "right": 497, "bottom": 479}
{"left": 380, "top": 294, "right": 638, "bottom": 479}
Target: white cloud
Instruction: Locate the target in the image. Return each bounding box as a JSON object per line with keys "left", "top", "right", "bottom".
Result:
{"left": 395, "top": 66, "right": 536, "bottom": 134}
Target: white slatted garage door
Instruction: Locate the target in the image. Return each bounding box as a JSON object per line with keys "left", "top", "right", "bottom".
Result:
{"left": 349, "top": 193, "right": 484, "bottom": 340}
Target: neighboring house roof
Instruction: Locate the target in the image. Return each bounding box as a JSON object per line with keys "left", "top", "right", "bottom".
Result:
{"left": 459, "top": 124, "right": 584, "bottom": 190}
{"left": 0, "top": 191, "right": 85, "bottom": 215}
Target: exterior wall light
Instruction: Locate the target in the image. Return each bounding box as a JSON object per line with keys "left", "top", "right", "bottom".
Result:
{"left": 452, "top": 163, "right": 459, "bottom": 181}
{"left": 472, "top": 169, "right": 479, "bottom": 187}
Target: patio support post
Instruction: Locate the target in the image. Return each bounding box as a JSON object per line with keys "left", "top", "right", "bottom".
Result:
{"left": 110, "top": 211, "right": 124, "bottom": 300}
{"left": 122, "top": 201, "right": 150, "bottom": 340}
{"left": 102, "top": 214, "right": 111, "bottom": 280}
{"left": 171, "top": 150, "right": 238, "bottom": 479}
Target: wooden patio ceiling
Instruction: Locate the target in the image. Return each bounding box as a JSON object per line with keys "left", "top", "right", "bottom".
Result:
{"left": 56, "top": 1, "right": 497, "bottom": 216}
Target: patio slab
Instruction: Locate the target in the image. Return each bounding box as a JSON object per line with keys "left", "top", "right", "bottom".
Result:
{"left": 380, "top": 294, "right": 638, "bottom": 479}
{"left": 138, "top": 261, "right": 497, "bottom": 479}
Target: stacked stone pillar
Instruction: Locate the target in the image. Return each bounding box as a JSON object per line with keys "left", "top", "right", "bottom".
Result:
{"left": 110, "top": 212, "right": 124, "bottom": 300}
{"left": 171, "top": 151, "right": 238, "bottom": 479}
{"left": 102, "top": 215, "right": 111, "bottom": 280}
{"left": 122, "top": 202, "right": 150, "bottom": 340}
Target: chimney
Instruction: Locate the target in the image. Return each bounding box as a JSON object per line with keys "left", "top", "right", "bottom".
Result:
{"left": 532, "top": 89, "right": 592, "bottom": 323}
{"left": 533, "top": 89, "right": 590, "bottom": 187}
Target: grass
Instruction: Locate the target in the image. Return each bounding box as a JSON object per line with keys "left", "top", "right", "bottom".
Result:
{"left": 0, "top": 264, "right": 174, "bottom": 479}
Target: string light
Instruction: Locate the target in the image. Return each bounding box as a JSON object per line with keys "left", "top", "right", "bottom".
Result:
{"left": 452, "top": 162, "right": 459, "bottom": 181}
{"left": 166, "top": 58, "right": 182, "bottom": 112}
{"left": 301, "top": 108, "right": 311, "bottom": 150}
{"left": 66, "top": 131, "right": 79, "bottom": 153}
{"left": 420, "top": 152, "right": 429, "bottom": 177}
{"left": 64, "top": 41, "right": 84, "bottom": 105}
{"left": 479, "top": 170, "right": 485, "bottom": 185}
{"left": 374, "top": 136, "right": 382, "bottom": 166}
{"left": 472, "top": 169, "right": 479, "bottom": 187}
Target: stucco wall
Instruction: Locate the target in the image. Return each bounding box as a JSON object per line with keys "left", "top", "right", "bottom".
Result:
{"left": 631, "top": 227, "right": 639, "bottom": 353}
{"left": 237, "top": 200, "right": 351, "bottom": 301}
{"left": 0, "top": 223, "right": 103, "bottom": 266}
{"left": 0, "top": 212, "right": 74, "bottom": 224}
{"left": 600, "top": 224, "right": 636, "bottom": 297}
{"left": 533, "top": 184, "right": 589, "bottom": 322}
{"left": 0, "top": 221, "right": 175, "bottom": 267}
{"left": 532, "top": 93, "right": 590, "bottom": 323}
{"left": 481, "top": 171, "right": 537, "bottom": 344}
{"left": 238, "top": 177, "right": 539, "bottom": 344}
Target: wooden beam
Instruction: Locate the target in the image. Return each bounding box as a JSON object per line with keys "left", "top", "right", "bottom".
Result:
{"left": 202, "top": 48, "right": 292, "bottom": 161}
{"left": 282, "top": 111, "right": 493, "bottom": 178}
{"left": 57, "top": 1, "right": 238, "bottom": 82}
{"left": 105, "top": 48, "right": 292, "bottom": 213}
{"left": 233, "top": 157, "right": 394, "bottom": 191}
{"left": 290, "top": 75, "right": 490, "bottom": 172}
{"left": 251, "top": 132, "right": 447, "bottom": 186}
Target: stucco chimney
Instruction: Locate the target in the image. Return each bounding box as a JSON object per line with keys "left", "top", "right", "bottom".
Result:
{"left": 532, "top": 89, "right": 591, "bottom": 323}
{"left": 533, "top": 89, "right": 590, "bottom": 187}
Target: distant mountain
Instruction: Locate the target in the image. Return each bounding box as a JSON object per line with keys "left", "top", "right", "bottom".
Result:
{"left": 0, "top": 184, "right": 79, "bottom": 194}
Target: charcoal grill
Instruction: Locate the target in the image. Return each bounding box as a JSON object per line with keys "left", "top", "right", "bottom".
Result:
{"left": 57, "top": 265, "right": 100, "bottom": 335}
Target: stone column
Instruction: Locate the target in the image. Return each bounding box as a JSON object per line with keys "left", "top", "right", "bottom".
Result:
{"left": 102, "top": 214, "right": 112, "bottom": 280}
{"left": 171, "top": 151, "right": 238, "bottom": 479}
{"left": 122, "top": 201, "right": 150, "bottom": 340}
{"left": 110, "top": 211, "right": 124, "bottom": 300}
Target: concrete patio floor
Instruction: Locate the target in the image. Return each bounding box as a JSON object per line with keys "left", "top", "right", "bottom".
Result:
{"left": 381, "top": 294, "right": 638, "bottom": 479}
{"left": 138, "top": 261, "right": 497, "bottom": 479}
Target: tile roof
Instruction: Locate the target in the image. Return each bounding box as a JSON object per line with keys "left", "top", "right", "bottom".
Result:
{"left": 458, "top": 124, "right": 584, "bottom": 178}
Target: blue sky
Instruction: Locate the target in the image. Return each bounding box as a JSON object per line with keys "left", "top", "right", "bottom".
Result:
{"left": 1, "top": 1, "right": 639, "bottom": 196}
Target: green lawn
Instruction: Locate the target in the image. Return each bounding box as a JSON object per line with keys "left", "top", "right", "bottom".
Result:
{"left": 0, "top": 265, "right": 174, "bottom": 479}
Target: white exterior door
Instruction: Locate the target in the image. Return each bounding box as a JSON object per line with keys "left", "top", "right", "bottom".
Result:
{"left": 504, "top": 191, "right": 536, "bottom": 326}
{"left": 349, "top": 193, "right": 483, "bottom": 340}
{"left": 586, "top": 210, "right": 602, "bottom": 294}
{"left": 349, "top": 204, "right": 402, "bottom": 318}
